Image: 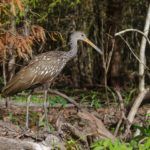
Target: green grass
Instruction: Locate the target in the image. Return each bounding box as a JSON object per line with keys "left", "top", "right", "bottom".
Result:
{"left": 12, "top": 93, "right": 68, "bottom": 107}
{"left": 80, "top": 90, "right": 102, "bottom": 109}
{"left": 48, "top": 96, "right": 67, "bottom": 107}
{"left": 91, "top": 138, "right": 150, "bottom": 150}
{"left": 13, "top": 94, "right": 43, "bottom": 104}
{"left": 91, "top": 123, "right": 150, "bottom": 150}
{"left": 9, "top": 88, "right": 137, "bottom": 108}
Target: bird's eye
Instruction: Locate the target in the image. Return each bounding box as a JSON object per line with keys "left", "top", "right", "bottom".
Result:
{"left": 81, "top": 34, "right": 84, "bottom": 37}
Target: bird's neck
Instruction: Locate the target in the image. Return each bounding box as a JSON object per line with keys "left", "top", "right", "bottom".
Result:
{"left": 67, "top": 40, "right": 78, "bottom": 59}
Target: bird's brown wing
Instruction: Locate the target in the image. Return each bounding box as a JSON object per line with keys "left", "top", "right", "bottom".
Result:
{"left": 2, "top": 63, "right": 38, "bottom": 96}
{"left": 2, "top": 52, "right": 67, "bottom": 97}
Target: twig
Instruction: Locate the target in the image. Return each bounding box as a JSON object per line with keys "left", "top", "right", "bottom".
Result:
{"left": 2, "top": 58, "right": 6, "bottom": 86}
{"left": 115, "top": 119, "right": 123, "bottom": 137}
{"left": 118, "top": 35, "right": 149, "bottom": 70}
{"left": 115, "top": 29, "right": 150, "bottom": 46}
{"left": 106, "top": 38, "right": 115, "bottom": 73}
{"left": 115, "top": 28, "right": 150, "bottom": 71}
{"left": 114, "top": 89, "right": 126, "bottom": 136}
{"left": 102, "top": 34, "right": 115, "bottom": 103}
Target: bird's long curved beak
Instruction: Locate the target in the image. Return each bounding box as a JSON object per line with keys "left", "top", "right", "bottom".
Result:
{"left": 83, "top": 38, "right": 103, "bottom": 55}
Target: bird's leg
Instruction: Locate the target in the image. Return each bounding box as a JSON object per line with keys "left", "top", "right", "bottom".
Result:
{"left": 26, "top": 94, "right": 31, "bottom": 129}
{"left": 5, "top": 97, "right": 10, "bottom": 108}
{"left": 43, "top": 89, "right": 49, "bottom": 129}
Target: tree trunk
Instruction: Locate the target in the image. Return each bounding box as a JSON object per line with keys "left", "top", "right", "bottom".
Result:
{"left": 106, "top": 0, "right": 124, "bottom": 87}
{"left": 139, "top": 4, "right": 150, "bottom": 92}
{"left": 8, "top": 1, "right": 16, "bottom": 81}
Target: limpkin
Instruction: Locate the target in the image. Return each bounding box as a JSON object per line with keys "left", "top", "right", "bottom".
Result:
{"left": 2, "top": 31, "right": 103, "bottom": 128}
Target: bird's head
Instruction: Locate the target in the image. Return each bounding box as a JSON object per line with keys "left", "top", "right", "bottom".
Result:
{"left": 70, "top": 31, "right": 103, "bottom": 55}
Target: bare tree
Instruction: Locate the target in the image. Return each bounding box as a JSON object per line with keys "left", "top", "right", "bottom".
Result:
{"left": 115, "top": 4, "right": 150, "bottom": 137}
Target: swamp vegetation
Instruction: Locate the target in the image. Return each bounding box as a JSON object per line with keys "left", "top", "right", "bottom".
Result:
{"left": 0, "top": 0, "right": 150, "bottom": 149}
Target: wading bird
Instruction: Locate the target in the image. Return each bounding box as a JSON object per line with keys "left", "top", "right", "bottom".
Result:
{"left": 2, "top": 31, "right": 103, "bottom": 128}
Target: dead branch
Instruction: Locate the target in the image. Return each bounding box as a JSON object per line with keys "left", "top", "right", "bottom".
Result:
{"left": 124, "top": 88, "right": 149, "bottom": 137}
{"left": 118, "top": 35, "right": 149, "bottom": 70}
{"left": 115, "top": 29, "right": 150, "bottom": 46}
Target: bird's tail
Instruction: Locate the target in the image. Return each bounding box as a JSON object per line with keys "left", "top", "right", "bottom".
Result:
{"left": 1, "top": 78, "right": 20, "bottom": 97}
